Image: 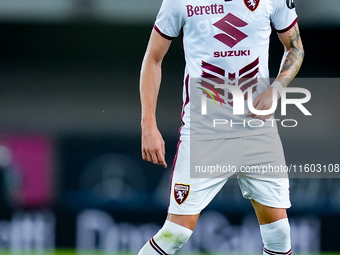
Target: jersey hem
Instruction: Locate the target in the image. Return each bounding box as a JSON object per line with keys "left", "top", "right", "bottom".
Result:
{"left": 154, "top": 25, "right": 176, "bottom": 40}
{"left": 180, "top": 128, "right": 279, "bottom": 141}
{"left": 276, "top": 18, "right": 298, "bottom": 33}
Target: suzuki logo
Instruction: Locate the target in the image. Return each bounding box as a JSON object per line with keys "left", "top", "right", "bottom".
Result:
{"left": 213, "top": 13, "right": 248, "bottom": 48}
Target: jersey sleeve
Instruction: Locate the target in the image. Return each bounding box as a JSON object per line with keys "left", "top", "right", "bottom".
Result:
{"left": 154, "top": 0, "right": 184, "bottom": 40}
{"left": 271, "top": 0, "right": 298, "bottom": 33}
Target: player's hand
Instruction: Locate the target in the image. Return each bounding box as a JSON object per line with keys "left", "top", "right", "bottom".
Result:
{"left": 246, "top": 87, "right": 279, "bottom": 121}
{"left": 141, "top": 122, "right": 167, "bottom": 168}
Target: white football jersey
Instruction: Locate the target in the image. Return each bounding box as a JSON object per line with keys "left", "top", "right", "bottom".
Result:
{"left": 154, "top": 0, "right": 298, "bottom": 140}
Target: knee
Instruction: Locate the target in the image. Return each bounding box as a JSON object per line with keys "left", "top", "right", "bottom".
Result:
{"left": 154, "top": 220, "right": 193, "bottom": 249}
{"left": 260, "top": 218, "right": 291, "bottom": 253}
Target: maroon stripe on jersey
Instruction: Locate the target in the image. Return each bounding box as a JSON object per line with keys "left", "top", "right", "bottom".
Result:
{"left": 240, "top": 67, "right": 259, "bottom": 80}
{"left": 149, "top": 238, "right": 169, "bottom": 255}
{"left": 264, "top": 247, "right": 292, "bottom": 255}
{"left": 178, "top": 74, "right": 190, "bottom": 137}
{"left": 172, "top": 140, "right": 182, "bottom": 172}
{"left": 202, "top": 61, "right": 225, "bottom": 77}
{"left": 276, "top": 18, "right": 298, "bottom": 33}
{"left": 240, "top": 78, "right": 258, "bottom": 93}
{"left": 228, "top": 92, "right": 233, "bottom": 100}
{"left": 253, "top": 84, "right": 258, "bottom": 93}
{"left": 201, "top": 80, "right": 225, "bottom": 96}
{"left": 181, "top": 74, "right": 190, "bottom": 124}
{"left": 167, "top": 139, "right": 182, "bottom": 214}
{"left": 228, "top": 72, "right": 236, "bottom": 81}
{"left": 239, "top": 57, "right": 259, "bottom": 77}
{"left": 154, "top": 25, "right": 176, "bottom": 40}
{"left": 244, "top": 85, "right": 257, "bottom": 100}
{"left": 202, "top": 71, "right": 225, "bottom": 84}
{"left": 200, "top": 81, "right": 225, "bottom": 105}
{"left": 171, "top": 75, "right": 189, "bottom": 205}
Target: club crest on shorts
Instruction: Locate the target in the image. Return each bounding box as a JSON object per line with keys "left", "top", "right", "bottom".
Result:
{"left": 244, "top": 0, "right": 260, "bottom": 11}
{"left": 174, "top": 183, "right": 190, "bottom": 205}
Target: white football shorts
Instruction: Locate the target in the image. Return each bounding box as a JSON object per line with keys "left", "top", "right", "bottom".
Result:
{"left": 168, "top": 132, "right": 291, "bottom": 215}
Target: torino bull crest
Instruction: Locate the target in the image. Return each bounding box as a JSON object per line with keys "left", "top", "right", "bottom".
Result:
{"left": 174, "top": 183, "right": 190, "bottom": 205}
{"left": 244, "top": 0, "right": 260, "bottom": 12}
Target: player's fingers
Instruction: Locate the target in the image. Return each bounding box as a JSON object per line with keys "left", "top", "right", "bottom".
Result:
{"left": 160, "top": 151, "right": 167, "bottom": 168}
{"left": 247, "top": 108, "right": 262, "bottom": 117}
{"left": 246, "top": 97, "right": 262, "bottom": 117}
{"left": 151, "top": 151, "right": 160, "bottom": 165}
{"left": 250, "top": 98, "right": 274, "bottom": 119}
{"left": 253, "top": 96, "right": 261, "bottom": 108}
{"left": 246, "top": 106, "right": 257, "bottom": 117}
{"left": 142, "top": 149, "right": 147, "bottom": 161}
{"left": 142, "top": 146, "right": 167, "bottom": 167}
{"left": 158, "top": 140, "right": 167, "bottom": 168}
{"left": 157, "top": 151, "right": 167, "bottom": 168}
{"left": 146, "top": 146, "right": 164, "bottom": 166}
{"left": 253, "top": 113, "right": 272, "bottom": 121}
{"left": 145, "top": 151, "right": 153, "bottom": 163}
{"left": 253, "top": 112, "right": 262, "bottom": 120}
{"left": 161, "top": 161, "right": 168, "bottom": 168}
{"left": 150, "top": 147, "right": 161, "bottom": 164}
{"left": 246, "top": 111, "right": 255, "bottom": 117}
{"left": 152, "top": 148, "right": 166, "bottom": 167}
{"left": 161, "top": 140, "right": 165, "bottom": 156}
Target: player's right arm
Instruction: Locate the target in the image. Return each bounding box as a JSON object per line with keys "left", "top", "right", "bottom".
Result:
{"left": 140, "top": 29, "right": 172, "bottom": 168}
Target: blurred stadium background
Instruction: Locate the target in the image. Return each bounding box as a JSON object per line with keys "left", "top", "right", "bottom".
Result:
{"left": 0, "top": 0, "right": 339, "bottom": 254}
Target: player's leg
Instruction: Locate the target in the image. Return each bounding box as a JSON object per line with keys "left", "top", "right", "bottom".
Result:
{"left": 251, "top": 199, "right": 287, "bottom": 225}
{"left": 167, "top": 213, "right": 200, "bottom": 231}
{"left": 251, "top": 200, "right": 292, "bottom": 255}
{"left": 239, "top": 133, "right": 292, "bottom": 255}
{"left": 138, "top": 139, "right": 231, "bottom": 255}
{"left": 137, "top": 215, "right": 197, "bottom": 255}
{"left": 239, "top": 179, "right": 292, "bottom": 255}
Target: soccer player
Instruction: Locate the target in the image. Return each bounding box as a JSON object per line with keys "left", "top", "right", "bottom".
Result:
{"left": 139, "top": 0, "right": 304, "bottom": 254}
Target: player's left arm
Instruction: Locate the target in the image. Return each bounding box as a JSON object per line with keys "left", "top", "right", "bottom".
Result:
{"left": 276, "top": 22, "right": 304, "bottom": 86}
{"left": 247, "top": 23, "right": 304, "bottom": 120}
